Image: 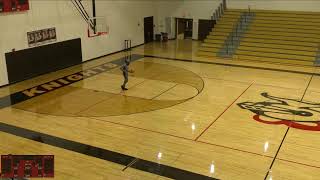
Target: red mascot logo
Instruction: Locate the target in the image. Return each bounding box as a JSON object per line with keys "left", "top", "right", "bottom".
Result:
{"left": 238, "top": 93, "right": 320, "bottom": 131}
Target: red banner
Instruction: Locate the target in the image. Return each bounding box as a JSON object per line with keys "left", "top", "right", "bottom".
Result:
{"left": 0, "top": 0, "right": 29, "bottom": 13}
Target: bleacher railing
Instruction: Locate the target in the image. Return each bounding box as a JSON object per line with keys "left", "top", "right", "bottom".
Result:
{"left": 218, "top": 10, "right": 255, "bottom": 58}
{"left": 212, "top": 1, "right": 226, "bottom": 21}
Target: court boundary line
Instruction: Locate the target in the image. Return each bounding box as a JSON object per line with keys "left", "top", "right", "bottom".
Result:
{"left": 264, "top": 74, "right": 314, "bottom": 179}
{"left": 1, "top": 53, "right": 319, "bottom": 177}
{"left": 8, "top": 78, "right": 281, "bottom": 163}
{"left": 194, "top": 83, "right": 253, "bottom": 141}
{"left": 88, "top": 116, "right": 320, "bottom": 170}
{"left": 0, "top": 122, "right": 216, "bottom": 180}
{"left": 88, "top": 116, "right": 272, "bottom": 158}
{"left": 264, "top": 127, "right": 290, "bottom": 180}
{"left": 197, "top": 140, "right": 273, "bottom": 158}
{"left": 201, "top": 47, "right": 316, "bottom": 59}
{"left": 3, "top": 104, "right": 319, "bottom": 176}
{"left": 136, "top": 48, "right": 310, "bottom": 68}
{"left": 122, "top": 158, "right": 139, "bottom": 171}
{"left": 143, "top": 55, "right": 319, "bottom": 76}
{"left": 277, "top": 158, "right": 320, "bottom": 169}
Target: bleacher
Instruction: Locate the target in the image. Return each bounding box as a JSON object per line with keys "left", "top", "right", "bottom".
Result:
{"left": 198, "top": 9, "right": 320, "bottom": 66}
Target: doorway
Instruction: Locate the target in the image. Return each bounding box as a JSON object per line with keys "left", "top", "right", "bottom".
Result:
{"left": 175, "top": 18, "right": 193, "bottom": 40}
{"left": 144, "top": 16, "right": 154, "bottom": 43}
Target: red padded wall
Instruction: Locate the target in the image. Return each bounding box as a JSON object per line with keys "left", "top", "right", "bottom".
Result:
{"left": 0, "top": 0, "right": 29, "bottom": 13}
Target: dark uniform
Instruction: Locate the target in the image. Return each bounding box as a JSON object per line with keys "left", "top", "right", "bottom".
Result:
{"left": 120, "top": 59, "right": 130, "bottom": 90}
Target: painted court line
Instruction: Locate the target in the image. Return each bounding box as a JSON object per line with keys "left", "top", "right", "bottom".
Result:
{"left": 89, "top": 115, "right": 273, "bottom": 158}
{"left": 194, "top": 83, "right": 254, "bottom": 141}
{"left": 91, "top": 110, "right": 320, "bottom": 170}
{"left": 264, "top": 74, "right": 315, "bottom": 180}
{"left": 0, "top": 54, "right": 144, "bottom": 110}
{"left": 264, "top": 127, "right": 290, "bottom": 180}
{"left": 0, "top": 122, "right": 215, "bottom": 180}
{"left": 151, "top": 84, "right": 178, "bottom": 100}
{"left": 144, "top": 55, "right": 319, "bottom": 76}
{"left": 89, "top": 117, "right": 194, "bottom": 141}
{"left": 276, "top": 158, "right": 320, "bottom": 169}
{"left": 1, "top": 54, "right": 318, "bottom": 178}
{"left": 197, "top": 140, "right": 274, "bottom": 158}
{"left": 203, "top": 76, "right": 305, "bottom": 91}
{"left": 122, "top": 158, "right": 139, "bottom": 171}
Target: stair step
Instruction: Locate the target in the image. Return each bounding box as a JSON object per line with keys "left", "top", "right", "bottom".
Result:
{"left": 228, "top": 9, "right": 320, "bottom": 18}
{"left": 197, "top": 51, "right": 218, "bottom": 57}
{"left": 202, "top": 43, "right": 223, "bottom": 48}
{"left": 236, "top": 55, "right": 315, "bottom": 66}
{"left": 246, "top": 30, "right": 320, "bottom": 38}
{"left": 254, "top": 13, "right": 320, "bottom": 19}
{"left": 198, "top": 47, "right": 220, "bottom": 53}
{"left": 217, "top": 21, "right": 238, "bottom": 26}
{"left": 223, "top": 12, "right": 242, "bottom": 16}
{"left": 204, "top": 39, "right": 225, "bottom": 44}
{"left": 240, "top": 42, "right": 318, "bottom": 51}
{"left": 218, "top": 17, "right": 239, "bottom": 22}
{"left": 248, "top": 26, "right": 320, "bottom": 34}
{"left": 236, "top": 50, "right": 315, "bottom": 61}
{"left": 253, "top": 16, "right": 320, "bottom": 23}
{"left": 209, "top": 31, "right": 230, "bottom": 36}
{"left": 255, "top": 13, "right": 320, "bottom": 19}
{"left": 250, "top": 23, "right": 320, "bottom": 30}
{"left": 244, "top": 34, "right": 320, "bottom": 43}
{"left": 238, "top": 46, "right": 317, "bottom": 56}
{"left": 214, "top": 24, "right": 237, "bottom": 29}
{"left": 253, "top": 19, "right": 320, "bottom": 26}
{"left": 209, "top": 28, "right": 240, "bottom": 36}
{"left": 242, "top": 37, "right": 319, "bottom": 47}
{"left": 206, "top": 35, "right": 229, "bottom": 41}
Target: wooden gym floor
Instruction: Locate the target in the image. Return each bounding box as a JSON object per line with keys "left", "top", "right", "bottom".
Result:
{"left": 0, "top": 40, "right": 320, "bottom": 180}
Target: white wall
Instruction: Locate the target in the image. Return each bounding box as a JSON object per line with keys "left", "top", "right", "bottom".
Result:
{"left": 227, "top": 0, "right": 320, "bottom": 12}
{"left": 2, "top": 0, "right": 319, "bottom": 86}
{"left": 0, "top": 0, "right": 89, "bottom": 86}
{"left": 0, "top": 0, "right": 155, "bottom": 86}
{"left": 155, "top": 0, "right": 221, "bottom": 39}
{"left": 90, "top": 1, "right": 155, "bottom": 60}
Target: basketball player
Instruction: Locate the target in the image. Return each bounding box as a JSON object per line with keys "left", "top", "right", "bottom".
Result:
{"left": 120, "top": 58, "right": 133, "bottom": 90}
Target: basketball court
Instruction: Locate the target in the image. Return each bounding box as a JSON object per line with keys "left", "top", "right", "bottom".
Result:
{"left": 1, "top": 1, "right": 320, "bottom": 180}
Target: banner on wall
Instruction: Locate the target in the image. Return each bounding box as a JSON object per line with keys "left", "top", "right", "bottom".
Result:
{"left": 0, "top": 0, "right": 29, "bottom": 13}
{"left": 27, "top": 28, "right": 57, "bottom": 47}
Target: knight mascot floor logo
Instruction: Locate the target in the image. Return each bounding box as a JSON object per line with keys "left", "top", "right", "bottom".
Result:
{"left": 238, "top": 92, "right": 320, "bottom": 131}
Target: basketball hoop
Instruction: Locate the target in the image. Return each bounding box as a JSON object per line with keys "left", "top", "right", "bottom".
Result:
{"left": 87, "top": 16, "right": 109, "bottom": 38}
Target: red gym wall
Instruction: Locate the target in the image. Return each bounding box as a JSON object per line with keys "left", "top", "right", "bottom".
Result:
{"left": 0, "top": 0, "right": 29, "bottom": 13}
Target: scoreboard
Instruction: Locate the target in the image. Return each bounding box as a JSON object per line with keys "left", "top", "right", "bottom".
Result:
{"left": 0, "top": 155, "right": 54, "bottom": 178}
{"left": 0, "top": 0, "right": 29, "bottom": 13}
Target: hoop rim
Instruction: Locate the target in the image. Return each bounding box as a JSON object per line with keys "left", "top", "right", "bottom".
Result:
{"left": 87, "top": 29, "right": 108, "bottom": 38}
{"left": 87, "top": 16, "right": 109, "bottom": 38}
